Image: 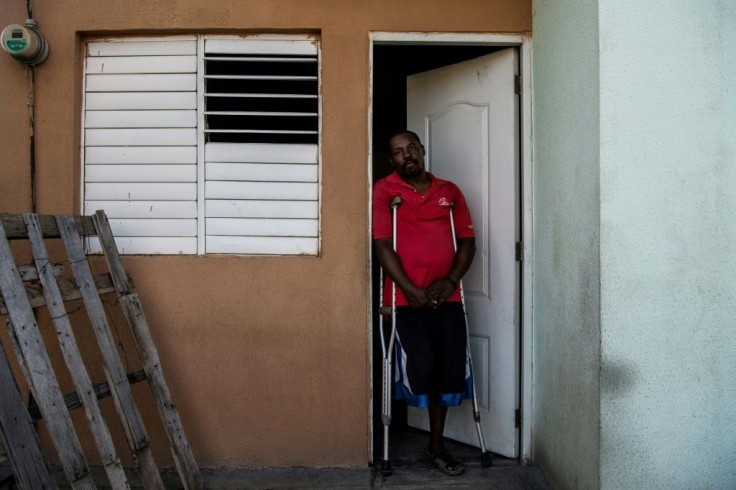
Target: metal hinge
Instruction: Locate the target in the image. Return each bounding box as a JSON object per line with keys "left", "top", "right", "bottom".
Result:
{"left": 515, "top": 409, "right": 521, "bottom": 428}
{"left": 514, "top": 75, "right": 521, "bottom": 95}
{"left": 515, "top": 241, "right": 523, "bottom": 262}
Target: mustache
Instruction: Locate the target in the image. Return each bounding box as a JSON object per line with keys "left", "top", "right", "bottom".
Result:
{"left": 403, "top": 158, "right": 418, "bottom": 165}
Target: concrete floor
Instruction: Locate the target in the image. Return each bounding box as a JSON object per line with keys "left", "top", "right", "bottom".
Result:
{"left": 5, "top": 460, "right": 547, "bottom": 490}
{"left": 66, "top": 460, "right": 547, "bottom": 489}
{"left": 2, "top": 428, "right": 548, "bottom": 489}
{"left": 188, "top": 430, "right": 548, "bottom": 489}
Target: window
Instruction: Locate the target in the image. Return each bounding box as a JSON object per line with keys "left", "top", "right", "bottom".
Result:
{"left": 83, "top": 35, "right": 320, "bottom": 255}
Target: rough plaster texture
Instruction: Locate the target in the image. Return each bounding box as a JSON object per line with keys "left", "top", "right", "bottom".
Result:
{"left": 533, "top": 0, "right": 736, "bottom": 488}
{"left": 531, "top": 1, "right": 601, "bottom": 488}
{"left": 598, "top": 2, "right": 736, "bottom": 488}
{"left": 0, "top": 0, "right": 531, "bottom": 469}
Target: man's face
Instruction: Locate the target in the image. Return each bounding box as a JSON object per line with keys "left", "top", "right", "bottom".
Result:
{"left": 389, "top": 133, "right": 426, "bottom": 179}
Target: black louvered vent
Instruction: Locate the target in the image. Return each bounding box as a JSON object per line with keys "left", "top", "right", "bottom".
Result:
{"left": 204, "top": 53, "right": 319, "bottom": 144}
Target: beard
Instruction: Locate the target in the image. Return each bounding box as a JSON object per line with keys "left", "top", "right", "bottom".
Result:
{"left": 403, "top": 167, "right": 422, "bottom": 178}
{"left": 400, "top": 159, "right": 422, "bottom": 178}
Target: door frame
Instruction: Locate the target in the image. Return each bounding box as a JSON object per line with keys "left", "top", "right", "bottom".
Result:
{"left": 367, "top": 32, "right": 533, "bottom": 463}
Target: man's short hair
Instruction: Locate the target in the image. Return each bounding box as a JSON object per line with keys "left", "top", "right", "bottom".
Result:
{"left": 388, "top": 129, "right": 422, "bottom": 149}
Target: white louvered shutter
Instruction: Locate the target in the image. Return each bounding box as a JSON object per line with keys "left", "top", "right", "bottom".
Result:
{"left": 84, "top": 37, "right": 198, "bottom": 254}
{"left": 202, "top": 38, "right": 320, "bottom": 255}
{"left": 83, "top": 35, "right": 320, "bottom": 255}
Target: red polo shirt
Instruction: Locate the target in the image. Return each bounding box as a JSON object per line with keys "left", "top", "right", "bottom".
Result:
{"left": 373, "top": 171, "right": 475, "bottom": 306}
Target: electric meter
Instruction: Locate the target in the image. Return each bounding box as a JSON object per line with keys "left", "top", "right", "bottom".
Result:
{"left": 1, "top": 20, "right": 48, "bottom": 65}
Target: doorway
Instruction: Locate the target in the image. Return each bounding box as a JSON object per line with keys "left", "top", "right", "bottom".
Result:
{"left": 369, "top": 33, "right": 533, "bottom": 464}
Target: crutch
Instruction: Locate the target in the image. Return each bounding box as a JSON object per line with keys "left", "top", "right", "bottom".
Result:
{"left": 449, "top": 202, "right": 494, "bottom": 467}
{"left": 378, "top": 195, "right": 402, "bottom": 475}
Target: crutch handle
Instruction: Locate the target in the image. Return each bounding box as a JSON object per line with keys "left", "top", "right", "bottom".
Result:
{"left": 379, "top": 306, "right": 393, "bottom": 316}
{"left": 390, "top": 196, "right": 402, "bottom": 209}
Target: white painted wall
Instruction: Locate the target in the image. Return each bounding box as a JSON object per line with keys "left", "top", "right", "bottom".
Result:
{"left": 533, "top": 0, "right": 736, "bottom": 488}
{"left": 598, "top": 1, "right": 736, "bottom": 488}
{"left": 531, "top": 1, "right": 601, "bottom": 488}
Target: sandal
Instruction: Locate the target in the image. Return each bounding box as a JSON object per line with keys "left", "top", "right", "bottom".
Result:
{"left": 425, "top": 447, "right": 465, "bottom": 476}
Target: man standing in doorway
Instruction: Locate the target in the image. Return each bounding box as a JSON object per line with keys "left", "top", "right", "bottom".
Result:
{"left": 373, "top": 130, "right": 476, "bottom": 476}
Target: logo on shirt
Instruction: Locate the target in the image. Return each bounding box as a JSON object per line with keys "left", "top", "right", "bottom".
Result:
{"left": 438, "top": 197, "right": 451, "bottom": 207}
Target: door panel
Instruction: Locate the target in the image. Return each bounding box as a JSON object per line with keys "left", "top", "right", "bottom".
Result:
{"left": 406, "top": 48, "right": 520, "bottom": 458}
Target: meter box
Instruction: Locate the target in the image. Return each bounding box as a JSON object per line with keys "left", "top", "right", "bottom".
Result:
{"left": 1, "top": 21, "right": 48, "bottom": 65}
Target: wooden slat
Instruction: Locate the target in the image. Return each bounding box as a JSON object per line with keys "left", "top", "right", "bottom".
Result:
{"left": 121, "top": 294, "right": 204, "bottom": 490}
{"left": 206, "top": 218, "right": 318, "bottom": 237}
{"left": 0, "top": 214, "right": 96, "bottom": 239}
{"left": 85, "top": 128, "right": 197, "bottom": 147}
{"left": 206, "top": 236, "right": 318, "bottom": 255}
{"left": 86, "top": 74, "right": 196, "bottom": 92}
{"left": 205, "top": 181, "right": 317, "bottom": 201}
{"left": 87, "top": 40, "right": 196, "bottom": 57}
{"left": 85, "top": 110, "right": 196, "bottom": 129}
{"left": 90, "top": 212, "right": 133, "bottom": 295}
{"left": 0, "top": 335, "right": 58, "bottom": 490}
{"left": 93, "top": 211, "right": 202, "bottom": 489}
{"left": 18, "top": 262, "right": 64, "bottom": 280}
{"left": 86, "top": 165, "right": 197, "bottom": 183}
{"left": 86, "top": 237, "right": 198, "bottom": 256}
{"left": 85, "top": 146, "right": 197, "bottom": 165}
{"left": 85, "top": 92, "right": 196, "bottom": 111}
{"left": 56, "top": 215, "right": 164, "bottom": 490}
{"left": 0, "top": 271, "right": 125, "bottom": 315}
{"left": 24, "top": 214, "right": 129, "bottom": 489}
{"left": 204, "top": 142, "right": 318, "bottom": 163}
{"left": 85, "top": 183, "right": 197, "bottom": 201}
{"left": 206, "top": 163, "right": 317, "bottom": 182}
{"left": 84, "top": 201, "right": 197, "bottom": 219}
{"left": 28, "top": 370, "right": 148, "bottom": 422}
{"left": 204, "top": 38, "right": 318, "bottom": 56}
{"left": 206, "top": 199, "right": 318, "bottom": 219}
{"left": 0, "top": 224, "right": 95, "bottom": 489}
{"left": 85, "top": 55, "right": 197, "bottom": 74}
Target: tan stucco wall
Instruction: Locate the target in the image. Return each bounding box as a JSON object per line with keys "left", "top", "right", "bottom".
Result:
{"left": 0, "top": 0, "right": 530, "bottom": 468}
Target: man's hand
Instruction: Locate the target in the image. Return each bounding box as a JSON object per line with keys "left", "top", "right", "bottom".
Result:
{"left": 375, "top": 235, "right": 475, "bottom": 311}
{"left": 427, "top": 278, "right": 456, "bottom": 308}
{"left": 404, "top": 284, "right": 437, "bottom": 310}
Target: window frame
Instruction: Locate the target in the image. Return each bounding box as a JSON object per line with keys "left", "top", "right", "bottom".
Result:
{"left": 82, "top": 33, "right": 322, "bottom": 256}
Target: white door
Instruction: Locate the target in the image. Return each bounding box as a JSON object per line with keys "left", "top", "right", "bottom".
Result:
{"left": 406, "top": 48, "right": 520, "bottom": 458}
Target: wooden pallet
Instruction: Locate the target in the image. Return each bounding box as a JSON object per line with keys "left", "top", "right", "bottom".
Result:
{"left": 0, "top": 211, "right": 202, "bottom": 490}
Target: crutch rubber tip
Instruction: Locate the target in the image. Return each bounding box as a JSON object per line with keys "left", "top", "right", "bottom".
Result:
{"left": 481, "top": 451, "right": 494, "bottom": 467}
{"left": 380, "top": 460, "right": 393, "bottom": 475}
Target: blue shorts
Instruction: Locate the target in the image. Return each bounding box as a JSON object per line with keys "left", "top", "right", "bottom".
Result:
{"left": 394, "top": 303, "right": 473, "bottom": 407}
